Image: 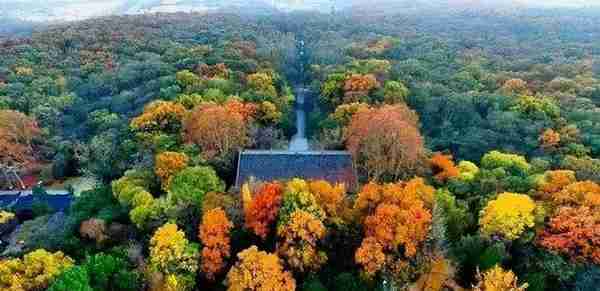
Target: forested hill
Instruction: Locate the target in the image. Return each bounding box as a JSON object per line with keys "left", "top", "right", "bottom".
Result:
{"left": 1, "top": 7, "right": 600, "bottom": 290}
{"left": 1, "top": 7, "right": 599, "bottom": 180}
{"left": 0, "top": 18, "right": 37, "bottom": 37}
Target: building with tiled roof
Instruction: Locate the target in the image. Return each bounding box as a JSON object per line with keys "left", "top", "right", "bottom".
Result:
{"left": 235, "top": 150, "right": 358, "bottom": 191}
{"left": 0, "top": 192, "right": 72, "bottom": 212}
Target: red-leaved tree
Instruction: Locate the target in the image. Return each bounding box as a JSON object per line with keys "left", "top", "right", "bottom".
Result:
{"left": 538, "top": 206, "right": 600, "bottom": 264}
{"left": 244, "top": 182, "right": 284, "bottom": 239}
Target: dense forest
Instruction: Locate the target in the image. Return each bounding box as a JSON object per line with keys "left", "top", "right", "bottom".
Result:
{"left": 1, "top": 4, "right": 600, "bottom": 291}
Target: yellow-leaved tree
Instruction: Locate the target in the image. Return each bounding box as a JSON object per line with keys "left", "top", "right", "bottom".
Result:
{"left": 473, "top": 265, "right": 528, "bottom": 291}
{"left": 479, "top": 192, "right": 536, "bottom": 240}
{"left": 148, "top": 223, "right": 198, "bottom": 291}
{"left": 0, "top": 249, "right": 73, "bottom": 291}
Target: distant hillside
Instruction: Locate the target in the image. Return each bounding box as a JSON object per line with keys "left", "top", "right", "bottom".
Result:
{"left": 1, "top": 0, "right": 277, "bottom": 23}
{"left": 0, "top": 18, "right": 36, "bottom": 37}
{"left": 3, "top": 0, "right": 599, "bottom": 24}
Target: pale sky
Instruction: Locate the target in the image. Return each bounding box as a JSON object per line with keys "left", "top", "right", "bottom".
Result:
{"left": 2, "top": 0, "right": 600, "bottom": 22}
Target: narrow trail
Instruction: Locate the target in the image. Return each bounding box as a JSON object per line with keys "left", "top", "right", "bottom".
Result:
{"left": 288, "top": 38, "right": 311, "bottom": 151}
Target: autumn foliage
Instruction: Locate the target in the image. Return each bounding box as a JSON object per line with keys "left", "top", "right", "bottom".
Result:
{"left": 364, "top": 202, "right": 431, "bottom": 257}
{"left": 224, "top": 100, "right": 258, "bottom": 122}
{"left": 278, "top": 179, "right": 326, "bottom": 226}
{"left": 197, "top": 63, "right": 229, "bottom": 79}
{"left": 537, "top": 170, "right": 577, "bottom": 199}
{"left": 0, "top": 110, "right": 41, "bottom": 166}
{"left": 154, "top": 151, "right": 189, "bottom": 189}
{"left": 344, "top": 74, "right": 379, "bottom": 92}
{"left": 244, "top": 182, "right": 284, "bottom": 239}
{"left": 430, "top": 153, "right": 460, "bottom": 183}
{"left": 343, "top": 74, "right": 379, "bottom": 103}
{"left": 149, "top": 223, "right": 190, "bottom": 272}
{"left": 473, "top": 265, "right": 528, "bottom": 291}
{"left": 226, "top": 246, "right": 295, "bottom": 291}
{"left": 551, "top": 180, "right": 600, "bottom": 208}
{"left": 130, "top": 101, "right": 186, "bottom": 133}
{"left": 539, "top": 128, "right": 561, "bottom": 151}
{"left": 479, "top": 192, "right": 536, "bottom": 240}
{"left": 413, "top": 257, "right": 452, "bottom": 291}
{"left": 276, "top": 210, "right": 327, "bottom": 273}
{"left": 247, "top": 73, "right": 277, "bottom": 98}
{"left": 199, "top": 208, "right": 233, "bottom": 280}
{"left": 148, "top": 223, "right": 198, "bottom": 291}
{"left": 354, "top": 178, "right": 435, "bottom": 217}
{"left": 355, "top": 237, "right": 386, "bottom": 277}
{"left": 346, "top": 104, "right": 424, "bottom": 181}
{"left": 0, "top": 249, "right": 74, "bottom": 291}
{"left": 329, "top": 102, "right": 371, "bottom": 127}
{"left": 354, "top": 179, "right": 434, "bottom": 277}
{"left": 500, "top": 78, "right": 531, "bottom": 96}
{"left": 538, "top": 206, "right": 600, "bottom": 264}
{"left": 184, "top": 102, "right": 250, "bottom": 160}
{"left": 308, "top": 180, "right": 347, "bottom": 220}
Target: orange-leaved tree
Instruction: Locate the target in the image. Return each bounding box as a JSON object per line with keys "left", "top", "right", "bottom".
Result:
{"left": 199, "top": 207, "right": 233, "bottom": 280}
{"left": 224, "top": 99, "right": 258, "bottom": 122}
{"left": 244, "top": 182, "right": 283, "bottom": 239}
{"left": 499, "top": 78, "right": 530, "bottom": 96}
{"left": 539, "top": 128, "right": 561, "bottom": 152}
{"left": 346, "top": 104, "right": 424, "bottom": 182}
{"left": 155, "top": 151, "right": 189, "bottom": 189}
{"left": 537, "top": 170, "right": 577, "bottom": 199}
{"left": 355, "top": 237, "right": 386, "bottom": 277}
{"left": 552, "top": 180, "right": 600, "bottom": 208}
{"left": 226, "top": 246, "right": 295, "bottom": 291}
{"left": 430, "top": 153, "right": 460, "bottom": 183}
{"left": 354, "top": 178, "right": 435, "bottom": 218}
{"left": 184, "top": 102, "right": 250, "bottom": 161}
{"left": 343, "top": 74, "right": 379, "bottom": 103}
{"left": 276, "top": 209, "right": 327, "bottom": 273}
{"left": 244, "top": 182, "right": 284, "bottom": 239}
{"left": 353, "top": 179, "right": 433, "bottom": 277}
{"left": 308, "top": 180, "right": 347, "bottom": 221}
{"left": 0, "top": 110, "right": 41, "bottom": 166}
{"left": 363, "top": 202, "right": 431, "bottom": 257}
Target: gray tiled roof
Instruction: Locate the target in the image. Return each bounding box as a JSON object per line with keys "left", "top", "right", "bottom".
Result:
{"left": 235, "top": 150, "right": 358, "bottom": 191}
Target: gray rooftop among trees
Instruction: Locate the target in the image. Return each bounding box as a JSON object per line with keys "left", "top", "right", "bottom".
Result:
{"left": 235, "top": 150, "right": 358, "bottom": 191}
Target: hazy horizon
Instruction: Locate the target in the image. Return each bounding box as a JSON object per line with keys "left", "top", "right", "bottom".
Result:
{"left": 2, "top": 0, "right": 600, "bottom": 23}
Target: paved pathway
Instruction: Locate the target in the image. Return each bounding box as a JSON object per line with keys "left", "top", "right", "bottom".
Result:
{"left": 289, "top": 87, "right": 310, "bottom": 151}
